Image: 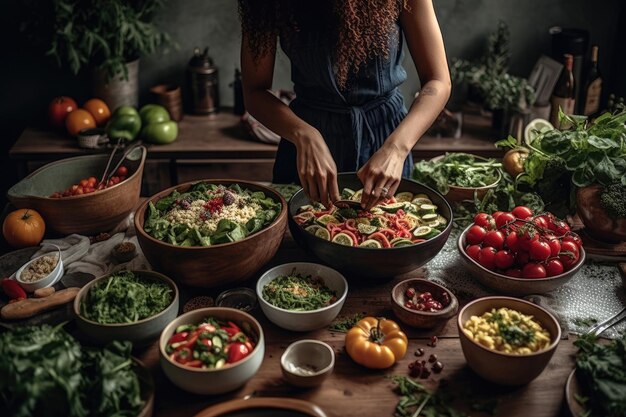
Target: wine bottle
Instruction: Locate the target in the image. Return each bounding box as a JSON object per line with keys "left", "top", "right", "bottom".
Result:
{"left": 550, "top": 54, "right": 576, "bottom": 127}
{"left": 582, "top": 46, "right": 602, "bottom": 116}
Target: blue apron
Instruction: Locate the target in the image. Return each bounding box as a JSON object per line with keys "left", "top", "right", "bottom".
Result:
{"left": 272, "top": 22, "right": 413, "bottom": 184}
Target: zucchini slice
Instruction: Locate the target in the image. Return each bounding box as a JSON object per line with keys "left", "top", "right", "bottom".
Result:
{"left": 395, "top": 192, "right": 414, "bottom": 203}
{"left": 332, "top": 232, "right": 355, "bottom": 246}
{"left": 359, "top": 239, "right": 382, "bottom": 248}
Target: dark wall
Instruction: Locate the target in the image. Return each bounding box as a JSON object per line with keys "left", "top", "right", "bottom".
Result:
{"left": 1, "top": 0, "right": 624, "bottom": 198}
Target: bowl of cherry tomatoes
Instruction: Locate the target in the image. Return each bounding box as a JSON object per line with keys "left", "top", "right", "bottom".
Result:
{"left": 8, "top": 146, "right": 146, "bottom": 235}
{"left": 457, "top": 206, "right": 585, "bottom": 296}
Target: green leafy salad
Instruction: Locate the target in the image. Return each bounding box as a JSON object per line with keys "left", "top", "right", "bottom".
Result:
{"left": 144, "top": 182, "right": 282, "bottom": 246}
{"left": 0, "top": 324, "right": 143, "bottom": 417}
{"left": 262, "top": 269, "right": 337, "bottom": 311}
{"left": 81, "top": 270, "right": 173, "bottom": 324}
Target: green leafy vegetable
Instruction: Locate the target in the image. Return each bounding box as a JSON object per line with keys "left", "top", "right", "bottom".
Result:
{"left": 81, "top": 270, "right": 172, "bottom": 324}
{"left": 390, "top": 376, "right": 466, "bottom": 417}
{"left": 269, "top": 183, "right": 301, "bottom": 200}
{"left": 262, "top": 269, "right": 337, "bottom": 311}
{"left": 0, "top": 324, "right": 143, "bottom": 417}
{"left": 574, "top": 334, "right": 626, "bottom": 417}
{"left": 328, "top": 313, "right": 364, "bottom": 333}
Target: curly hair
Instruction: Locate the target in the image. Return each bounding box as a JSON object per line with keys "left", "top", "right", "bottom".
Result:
{"left": 238, "top": 0, "right": 406, "bottom": 89}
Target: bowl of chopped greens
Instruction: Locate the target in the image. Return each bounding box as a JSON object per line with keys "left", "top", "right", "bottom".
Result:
{"left": 256, "top": 262, "right": 348, "bottom": 331}
{"left": 135, "top": 180, "right": 287, "bottom": 288}
{"left": 413, "top": 153, "right": 502, "bottom": 203}
{"left": 288, "top": 173, "right": 453, "bottom": 282}
{"left": 74, "top": 270, "right": 179, "bottom": 347}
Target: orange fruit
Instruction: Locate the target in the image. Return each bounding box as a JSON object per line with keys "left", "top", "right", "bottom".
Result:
{"left": 65, "top": 109, "right": 96, "bottom": 136}
{"left": 83, "top": 98, "right": 111, "bottom": 126}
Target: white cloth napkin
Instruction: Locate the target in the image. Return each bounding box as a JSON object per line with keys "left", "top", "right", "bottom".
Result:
{"left": 31, "top": 213, "right": 151, "bottom": 278}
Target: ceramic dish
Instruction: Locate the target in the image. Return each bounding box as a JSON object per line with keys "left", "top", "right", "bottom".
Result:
{"left": 192, "top": 398, "right": 328, "bottom": 417}
{"left": 281, "top": 339, "right": 335, "bottom": 388}
{"left": 391, "top": 278, "right": 458, "bottom": 328}
{"left": 429, "top": 154, "right": 502, "bottom": 203}
{"left": 457, "top": 224, "right": 585, "bottom": 296}
{"left": 159, "top": 307, "right": 264, "bottom": 395}
{"left": 15, "top": 248, "right": 63, "bottom": 293}
{"left": 74, "top": 270, "right": 179, "bottom": 347}
{"left": 257, "top": 262, "right": 348, "bottom": 332}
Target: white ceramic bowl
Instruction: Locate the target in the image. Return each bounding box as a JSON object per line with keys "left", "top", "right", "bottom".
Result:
{"left": 280, "top": 339, "right": 335, "bottom": 388}
{"left": 159, "top": 307, "right": 265, "bottom": 395}
{"left": 15, "top": 249, "right": 63, "bottom": 293}
{"left": 256, "top": 262, "right": 348, "bottom": 332}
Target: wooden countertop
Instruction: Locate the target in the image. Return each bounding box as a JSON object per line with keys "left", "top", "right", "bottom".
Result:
{"left": 136, "top": 235, "right": 575, "bottom": 417}
{"left": 9, "top": 110, "right": 504, "bottom": 161}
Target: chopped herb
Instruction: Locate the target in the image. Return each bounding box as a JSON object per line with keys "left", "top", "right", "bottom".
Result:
{"left": 573, "top": 317, "right": 599, "bottom": 329}
{"left": 390, "top": 376, "right": 467, "bottom": 417}
{"left": 262, "top": 269, "right": 337, "bottom": 311}
{"left": 488, "top": 311, "right": 536, "bottom": 347}
{"left": 328, "top": 313, "right": 365, "bottom": 333}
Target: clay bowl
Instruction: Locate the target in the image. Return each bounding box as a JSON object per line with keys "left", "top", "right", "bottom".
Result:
{"left": 430, "top": 154, "right": 502, "bottom": 203}
{"left": 565, "top": 369, "right": 588, "bottom": 417}
{"left": 576, "top": 185, "right": 626, "bottom": 243}
{"left": 135, "top": 180, "right": 287, "bottom": 288}
{"left": 457, "top": 224, "right": 585, "bottom": 296}
{"left": 391, "top": 278, "right": 458, "bottom": 329}
{"left": 193, "top": 398, "right": 328, "bottom": 417}
{"left": 8, "top": 146, "right": 146, "bottom": 235}
{"left": 135, "top": 358, "right": 156, "bottom": 417}
{"left": 457, "top": 296, "right": 561, "bottom": 385}
{"left": 288, "top": 173, "right": 453, "bottom": 282}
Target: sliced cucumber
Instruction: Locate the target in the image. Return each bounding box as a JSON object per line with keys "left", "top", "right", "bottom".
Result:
{"left": 215, "top": 358, "right": 226, "bottom": 369}
{"left": 316, "top": 214, "right": 339, "bottom": 226}
{"left": 370, "top": 216, "right": 388, "bottom": 228}
{"left": 315, "top": 227, "right": 331, "bottom": 241}
{"left": 212, "top": 336, "right": 223, "bottom": 349}
{"left": 406, "top": 203, "right": 419, "bottom": 213}
{"left": 395, "top": 192, "right": 414, "bottom": 203}
{"left": 413, "top": 226, "right": 433, "bottom": 238}
{"left": 381, "top": 202, "right": 407, "bottom": 213}
{"left": 389, "top": 237, "right": 406, "bottom": 245}
{"left": 419, "top": 204, "right": 438, "bottom": 215}
{"left": 370, "top": 207, "right": 385, "bottom": 215}
{"left": 421, "top": 213, "right": 438, "bottom": 222}
{"left": 426, "top": 220, "right": 440, "bottom": 228}
{"left": 359, "top": 239, "right": 382, "bottom": 248}
{"left": 305, "top": 225, "right": 324, "bottom": 234}
{"left": 350, "top": 189, "right": 364, "bottom": 202}
{"left": 436, "top": 215, "right": 448, "bottom": 227}
{"left": 414, "top": 193, "right": 429, "bottom": 200}
{"left": 341, "top": 188, "right": 356, "bottom": 199}
{"left": 357, "top": 223, "right": 378, "bottom": 235}
{"left": 332, "top": 232, "right": 355, "bottom": 246}
{"left": 392, "top": 239, "right": 414, "bottom": 247}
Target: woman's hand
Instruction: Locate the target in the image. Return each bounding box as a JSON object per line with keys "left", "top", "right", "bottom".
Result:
{"left": 357, "top": 142, "right": 407, "bottom": 210}
{"left": 295, "top": 130, "right": 341, "bottom": 208}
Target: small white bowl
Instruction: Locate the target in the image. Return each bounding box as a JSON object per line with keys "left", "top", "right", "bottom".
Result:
{"left": 256, "top": 262, "right": 348, "bottom": 332}
{"left": 281, "top": 339, "right": 335, "bottom": 388}
{"left": 15, "top": 249, "right": 63, "bottom": 293}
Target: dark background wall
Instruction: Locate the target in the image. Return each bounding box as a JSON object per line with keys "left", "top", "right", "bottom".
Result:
{"left": 1, "top": 0, "right": 624, "bottom": 197}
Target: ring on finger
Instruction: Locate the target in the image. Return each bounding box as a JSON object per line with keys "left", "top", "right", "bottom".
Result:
{"left": 379, "top": 186, "right": 389, "bottom": 197}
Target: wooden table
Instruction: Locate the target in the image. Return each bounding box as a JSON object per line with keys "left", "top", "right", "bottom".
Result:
{"left": 9, "top": 109, "right": 503, "bottom": 192}
{"left": 136, "top": 234, "right": 576, "bottom": 417}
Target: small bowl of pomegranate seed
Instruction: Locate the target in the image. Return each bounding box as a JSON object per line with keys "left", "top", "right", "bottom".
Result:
{"left": 391, "top": 278, "right": 458, "bottom": 329}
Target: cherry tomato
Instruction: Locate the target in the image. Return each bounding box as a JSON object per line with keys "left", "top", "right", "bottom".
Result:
{"left": 516, "top": 250, "right": 530, "bottom": 265}
{"left": 492, "top": 211, "right": 505, "bottom": 221}
{"left": 504, "top": 268, "right": 523, "bottom": 278}
{"left": 88, "top": 176, "right": 97, "bottom": 186}
{"left": 494, "top": 249, "right": 515, "bottom": 270}
{"left": 478, "top": 247, "right": 497, "bottom": 270}
{"left": 560, "top": 241, "right": 580, "bottom": 258}
{"left": 533, "top": 215, "right": 550, "bottom": 230}
{"left": 473, "top": 213, "right": 495, "bottom": 230}
{"left": 227, "top": 342, "right": 250, "bottom": 364}
{"left": 562, "top": 233, "right": 583, "bottom": 250}
{"left": 505, "top": 231, "right": 519, "bottom": 252}
{"left": 483, "top": 230, "right": 505, "bottom": 250}
{"left": 518, "top": 228, "right": 539, "bottom": 251}
{"left": 512, "top": 206, "right": 533, "bottom": 220}
{"left": 545, "top": 259, "right": 564, "bottom": 277}
{"left": 116, "top": 166, "right": 129, "bottom": 177}
{"left": 559, "top": 241, "right": 580, "bottom": 270}
{"left": 466, "top": 225, "right": 487, "bottom": 245}
{"left": 523, "top": 262, "right": 547, "bottom": 279}
{"left": 549, "top": 219, "right": 571, "bottom": 236}
{"left": 545, "top": 235, "right": 561, "bottom": 257}
{"left": 465, "top": 244, "right": 482, "bottom": 261}
{"left": 529, "top": 239, "right": 552, "bottom": 261}
{"left": 172, "top": 347, "right": 193, "bottom": 364}
{"left": 495, "top": 212, "right": 516, "bottom": 229}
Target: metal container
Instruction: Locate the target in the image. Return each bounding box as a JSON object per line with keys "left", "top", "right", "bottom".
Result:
{"left": 186, "top": 47, "right": 219, "bottom": 114}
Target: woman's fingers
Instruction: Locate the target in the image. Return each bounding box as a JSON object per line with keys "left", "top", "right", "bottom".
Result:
{"left": 365, "top": 177, "right": 389, "bottom": 211}
{"left": 328, "top": 171, "right": 341, "bottom": 204}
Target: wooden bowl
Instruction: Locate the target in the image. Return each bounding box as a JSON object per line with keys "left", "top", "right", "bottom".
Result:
{"left": 391, "top": 278, "right": 458, "bottom": 328}
{"left": 135, "top": 180, "right": 287, "bottom": 288}
{"left": 193, "top": 398, "right": 328, "bottom": 417}
{"left": 457, "top": 224, "right": 585, "bottom": 296}
{"left": 457, "top": 296, "right": 561, "bottom": 385}
{"left": 8, "top": 147, "right": 146, "bottom": 235}
{"left": 576, "top": 185, "right": 626, "bottom": 243}
{"left": 429, "top": 154, "right": 502, "bottom": 203}
{"left": 136, "top": 358, "right": 155, "bottom": 417}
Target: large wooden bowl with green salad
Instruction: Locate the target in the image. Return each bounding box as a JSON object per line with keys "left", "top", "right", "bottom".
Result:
{"left": 135, "top": 180, "right": 287, "bottom": 288}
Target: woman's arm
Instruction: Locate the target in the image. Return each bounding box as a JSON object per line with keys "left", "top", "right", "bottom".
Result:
{"left": 358, "top": 0, "right": 451, "bottom": 210}
{"left": 241, "top": 35, "right": 340, "bottom": 207}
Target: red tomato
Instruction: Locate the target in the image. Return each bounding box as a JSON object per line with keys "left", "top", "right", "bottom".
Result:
{"left": 504, "top": 268, "right": 523, "bottom": 278}
{"left": 116, "top": 166, "right": 128, "bottom": 177}
{"left": 518, "top": 228, "right": 539, "bottom": 251}
{"left": 483, "top": 230, "right": 505, "bottom": 250}
{"left": 529, "top": 239, "right": 552, "bottom": 261}
{"left": 227, "top": 342, "right": 250, "bottom": 364}
{"left": 492, "top": 211, "right": 505, "bottom": 221}
{"left": 494, "top": 249, "right": 515, "bottom": 269}
{"left": 505, "top": 231, "right": 519, "bottom": 252}
{"left": 562, "top": 233, "right": 583, "bottom": 249}
{"left": 533, "top": 215, "right": 550, "bottom": 230}
{"left": 560, "top": 241, "right": 580, "bottom": 258}
{"left": 495, "top": 212, "right": 516, "bottom": 229}
{"left": 473, "top": 213, "right": 495, "bottom": 230}
{"left": 48, "top": 96, "right": 77, "bottom": 129}
{"left": 523, "top": 262, "right": 547, "bottom": 279}
{"left": 545, "top": 259, "right": 564, "bottom": 277}
{"left": 465, "top": 244, "right": 482, "bottom": 261}
{"left": 79, "top": 179, "right": 89, "bottom": 187}
{"left": 516, "top": 250, "right": 530, "bottom": 266}
{"left": 549, "top": 219, "right": 571, "bottom": 236}
{"left": 559, "top": 241, "right": 580, "bottom": 270}
{"left": 512, "top": 206, "right": 534, "bottom": 220}
{"left": 478, "top": 247, "right": 497, "bottom": 270}
{"left": 545, "top": 235, "right": 561, "bottom": 257}
{"left": 466, "top": 225, "right": 487, "bottom": 245}
{"left": 88, "top": 176, "right": 97, "bottom": 186}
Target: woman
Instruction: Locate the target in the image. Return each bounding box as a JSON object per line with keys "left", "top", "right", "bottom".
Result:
{"left": 239, "top": 0, "right": 450, "bottom": 210}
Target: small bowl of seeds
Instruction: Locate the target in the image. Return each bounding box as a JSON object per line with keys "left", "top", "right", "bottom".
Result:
{"left": 15, "top": 247, "right": 63, "bottom": 292}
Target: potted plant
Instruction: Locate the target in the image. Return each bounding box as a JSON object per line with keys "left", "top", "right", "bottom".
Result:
{"left": 24, "top": 0, "right": 171, "bottom": 110}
